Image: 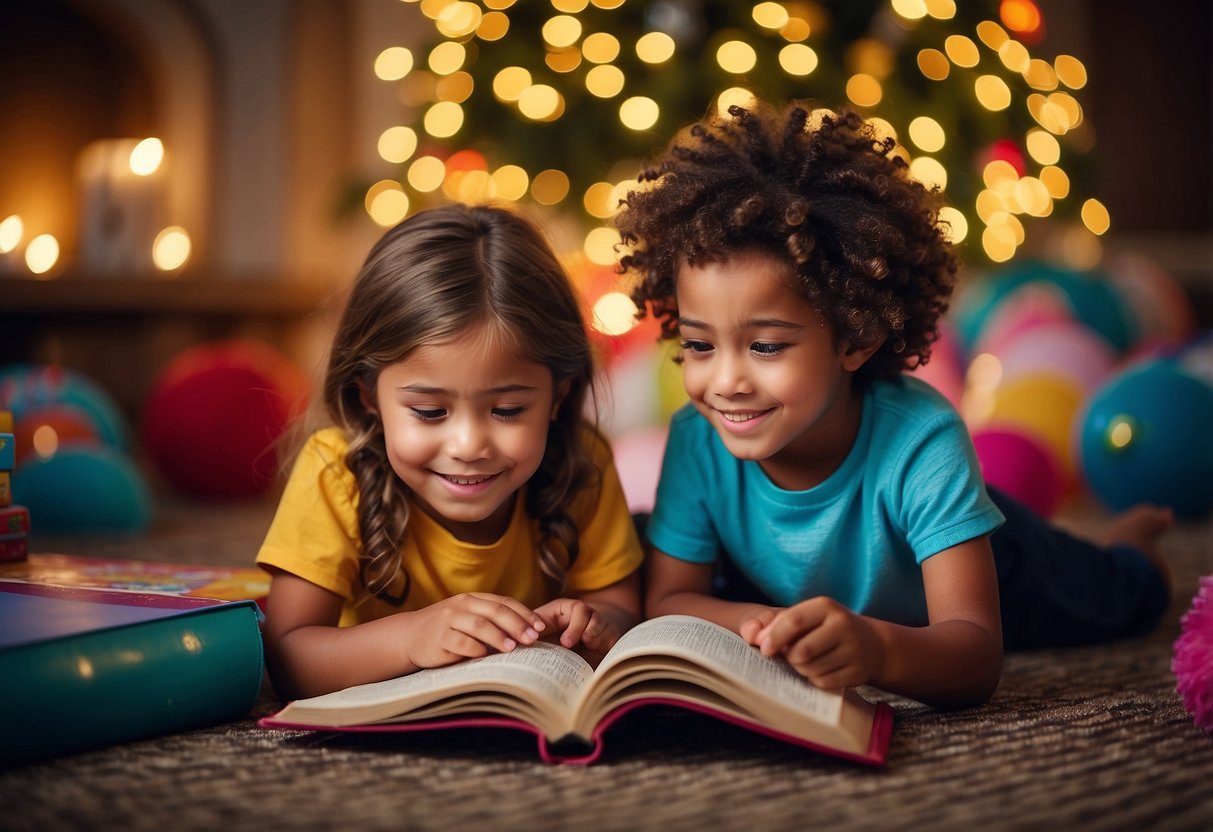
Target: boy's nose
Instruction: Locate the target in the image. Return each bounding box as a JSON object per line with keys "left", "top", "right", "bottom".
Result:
{"left": 713, "top": 353, "right": 753, "bottom": 397}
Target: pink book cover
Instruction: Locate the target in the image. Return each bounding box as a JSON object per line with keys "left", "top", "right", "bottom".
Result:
{"left": 260, "top": 696, "right": 894, "bottom": 767}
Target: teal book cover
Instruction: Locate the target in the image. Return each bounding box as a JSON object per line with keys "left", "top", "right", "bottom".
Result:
{"left": 0, "top": 579, "right": 265, "bottom": 766}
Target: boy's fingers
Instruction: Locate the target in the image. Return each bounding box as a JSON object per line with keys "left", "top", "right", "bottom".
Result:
{"left": 560, "top": 604, "right": 592, "bottom": 647}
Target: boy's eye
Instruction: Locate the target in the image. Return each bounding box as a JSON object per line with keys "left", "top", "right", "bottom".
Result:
{"left": 679, "top": 340, "right": 713, "bottom": 354}
{"left": 410, "top": 407, "right": 445, "bottom": 421}
{"left": 751, "top": 342, "right": 787, "bottom": 356}
{"left": 493, "top": 407, "right": 525, "bottom": 420}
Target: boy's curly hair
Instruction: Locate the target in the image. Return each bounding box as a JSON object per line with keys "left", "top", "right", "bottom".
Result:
{"left": 616, "top": 100, "right": 958, "bottom": 385}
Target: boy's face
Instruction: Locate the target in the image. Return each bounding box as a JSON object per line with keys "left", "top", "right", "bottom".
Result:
{"left": 674, "top": 250, "right": 874, "bottom": 489}
{"left": 368, "top": 320, "right": 563, "bottom": 544}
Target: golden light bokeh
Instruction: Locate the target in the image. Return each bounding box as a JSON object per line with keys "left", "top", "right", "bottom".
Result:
{"left": 423, "top": 101, "right": 464, "bottom": 137}
{"left": 636, "top": 32, "right": 676, "bottom": 64}
{"left": 716, "top": 40, "right": 758, "bottom": 74}
{"left": 130, "top": 138, "right": 164, "bottom": 176}
{"left": 374, "top": 46, "right": 414, "bottom": 81}
{"left": 779, "top": 43, "right": 818, "bottom": 76}
{"left": 619, "top": 96, "right": 659, "bottom": 130}
{"left": 0, "top": 215, "right": 23, "bottom": 253}
{"left": 531, "top": 169, "right": 570, "bottom": 205}
{"left": 585, "top": 64, "right": 625, "bottom": 98}
{"left": 937, "top": 206, "right": 968, "bottom": 243}
{"left": 492, "top": 66, "right": 532, "bottom": 101}
{"left": 582, "top": 32, "right": 621, "bottom": 63}
{"left": 975, "top": 74, "right": 1012, "bottom": 110}
{"left": 917, "top": 48, "right": 950, "bottom": 81}
{"left": 845, "top": 74, "right": 882, "bottom": 107}
{"left": 378, "top": 126, "right": 419, "bottom": 164}
{"left": 908, "top": 116, "right": 945, "bottom": 152}
{"left": 542, "top": 15, "right": 582, "bottom": 48}
{"left": 490, "top": 165, "right": 530, "bottom": 201}
{"left": 25, "top": 234, "right": 59, "bottom": 275}
{"left": 427, "top": 41, "right": 466, "bottom": 76}
{"left": 944, "top": 35, "right": 980, "bottom": 68}
{"left": 408, "top": 156, "right": 446, "bottom": 192}
{"left": 753, "top": 2, "right": 790, "bottom": 30}
{"left": 152, "top": 226, "right": 191, "bottom": 271}
{"left": 1081, "top": 197, "right": 1111, "bottom": 234}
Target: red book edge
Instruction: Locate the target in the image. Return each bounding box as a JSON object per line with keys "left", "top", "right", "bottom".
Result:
{"left": 259, "top": 696, "right": 894, "bottom": 767}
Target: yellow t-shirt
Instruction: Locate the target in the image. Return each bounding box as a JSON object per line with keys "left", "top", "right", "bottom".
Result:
{"left": 256, "top": 426, "right": 643, "bottom": 627}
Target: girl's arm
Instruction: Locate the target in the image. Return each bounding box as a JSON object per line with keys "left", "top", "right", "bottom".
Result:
{"left": 645, "top": 548, "right": 779, "bottom": 634}
{"left": 262, "top": 570, "right": 547, "bottom": 700}
{"left": 755, "top": 536, "right": 1003, "bottom": 709}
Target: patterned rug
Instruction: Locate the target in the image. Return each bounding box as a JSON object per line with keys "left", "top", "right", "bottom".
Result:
{"left": 4, "top": 498, "right": 1211, "bottom": 831}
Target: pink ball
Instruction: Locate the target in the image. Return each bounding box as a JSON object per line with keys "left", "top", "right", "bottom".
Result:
{"left": 973, "top": 282, "right": 1074, "bottom": 359}
{"left": 972, "top": 427, "right": 1064, "bottom": 518}
{"left": 997, "top": 320, "right": 1117, "bottom": 393}
{"left": 908, "top": 320, "right": 965, "bottom": 408}
{"left": 611, "top": 426, "right": 668, "bottom": 514}
{"left": 1173, "top": 576, "right": 1213, "bottom": 732}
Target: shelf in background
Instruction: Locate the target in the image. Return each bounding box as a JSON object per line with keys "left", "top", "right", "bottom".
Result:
{"left": 1, "top": 274, "right": 337, "bottom": 317}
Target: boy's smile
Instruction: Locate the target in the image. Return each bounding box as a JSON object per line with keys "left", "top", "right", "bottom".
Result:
{"left": 674, "top": 249, "right": 875, "bottom": 491}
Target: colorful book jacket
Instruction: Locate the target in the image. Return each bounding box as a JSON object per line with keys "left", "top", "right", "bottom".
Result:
{"left": 1, "top": 555, "right": 268, "bottom": 766}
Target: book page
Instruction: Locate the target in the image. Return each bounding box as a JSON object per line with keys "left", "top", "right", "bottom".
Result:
{"left": 273, "top": 641, "right": 594, "bottom": 729}
{"left": 591, "top": 615, "right": 843, "bottom": 724}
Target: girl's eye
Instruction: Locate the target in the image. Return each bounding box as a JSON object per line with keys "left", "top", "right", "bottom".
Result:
{"left": 679, "top": 340, "right": 713, "bottom": 354}
{"left": 410, "top": 407, "right": 445, "bottom": 422}
{"left": 493, "top": 407, "right": 525, "bottom": 420}
{"left": 751, "top": 342, "right": 787, "bottom": 356}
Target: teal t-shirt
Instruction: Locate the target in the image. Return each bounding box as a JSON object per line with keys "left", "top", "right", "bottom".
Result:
{"left": 646, "top": 375, "right": 1005, "bottom": 626}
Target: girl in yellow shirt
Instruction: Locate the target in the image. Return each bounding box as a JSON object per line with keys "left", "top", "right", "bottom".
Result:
{"left": 257, "top": 204, "right": 643, "bottom": 699}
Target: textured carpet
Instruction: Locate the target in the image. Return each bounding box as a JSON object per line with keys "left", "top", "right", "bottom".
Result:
{"left": 3, "top": 498, "right": 1211, "bottom": 832}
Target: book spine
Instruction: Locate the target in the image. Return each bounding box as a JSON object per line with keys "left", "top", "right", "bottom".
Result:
{"left": 0, "top": 600, "right": 265, "bottom": 765}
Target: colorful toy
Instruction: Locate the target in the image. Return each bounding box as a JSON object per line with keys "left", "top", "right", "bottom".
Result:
{"left": 1079, "top": 359, "right": 1213, "bottom": 518}
{"left": 141, "top": 339, "right": 311, "bottom": 499}
{"left": 13, "top": 445, "right": 152, "bottom": 533}
{"left": 953, "top": 261, "right": 1136, "bottom": 355}
{"left": 1172, "top": 576, "right": 1213, "bottom": 732}
{"left": 13, "top": 404, "right": 101, "bottom": 467}
{"left": 995, "top": 319, "right": 1116, "bottom": 393}
{"left": 908, "top": 320, "right": 965, "bottom": 408}
{"left": 971, "top": 427, "right": 1064, "bottom": 518}
{"left": 984, "top": 371, "right": 1086, "bottom": 491}
{"left": 611, "top": 426, "right": 668, "bottom": 514}
{"left": 0, "top": 364, "right": 130, "bottom": 452}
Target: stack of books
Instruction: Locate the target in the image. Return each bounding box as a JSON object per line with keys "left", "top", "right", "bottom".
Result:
{"left": 0, "top": 409, "right": 30, "bottom": 562}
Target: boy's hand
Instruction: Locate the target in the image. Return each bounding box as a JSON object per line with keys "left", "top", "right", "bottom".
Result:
{"left": 406, "top": 592, "right": 545, "bottom": 669}
{"left": 752, "top": 597, "right": 885, "bottom": 690}
{"left": 533, "top": 597, "right": 619, "bottom": 662}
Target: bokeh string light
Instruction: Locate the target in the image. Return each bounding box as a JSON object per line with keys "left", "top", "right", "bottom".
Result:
{"left": 366, "top": 0, "right": 1106, "bottom": 268}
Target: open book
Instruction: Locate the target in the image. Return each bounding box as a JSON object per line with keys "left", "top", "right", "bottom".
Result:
{"left": 260, "top": 615, "right": 893, "bottom": 765}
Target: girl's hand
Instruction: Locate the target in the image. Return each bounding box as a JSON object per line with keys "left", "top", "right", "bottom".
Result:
{"left": 752, "top": 597, "right": 885, "bottom": 690}
{"left": 533, "top": 597, "right": 618, "bottom": 661}
{"left": 406, "top": 592, "right": 546, "bottom": 670}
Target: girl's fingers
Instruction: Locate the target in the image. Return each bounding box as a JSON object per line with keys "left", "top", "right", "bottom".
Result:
{"left": 464, "top": 595, "right": 543, "bottom": 645}
{"left": 558, "top": 602, "right": 593, "bottom": 648}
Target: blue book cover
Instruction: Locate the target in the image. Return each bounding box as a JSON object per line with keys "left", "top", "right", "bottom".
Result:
{"left": 1, "top": 564, "right": 265, "bottom": 766}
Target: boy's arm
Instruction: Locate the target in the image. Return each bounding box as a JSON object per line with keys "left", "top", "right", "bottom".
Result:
{"left": 756, "top": 535, "right": 1003, "bottom": 708}
{"left": 872, "top": 535, "right": 1003, "bottom": 707}
{"left": 645, "top": 547, "right": 778, "bottom": 634}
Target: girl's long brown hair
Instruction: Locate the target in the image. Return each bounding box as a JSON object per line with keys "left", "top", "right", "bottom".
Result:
{"left": 323, "top": 204, "right": 598, "bottom": 604}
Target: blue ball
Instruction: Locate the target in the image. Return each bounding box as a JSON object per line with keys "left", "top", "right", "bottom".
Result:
{"left": 0, "top": 364, "right": 130, "bottom": 452}
{"left": 1079, "top": 359, "right": 1213, "bottom": 518}
{"left": 13, "top": 446, "right": 153, "bottom": 533}
{"left": 954, "top": 261, "right": 1137, "bottom": 355}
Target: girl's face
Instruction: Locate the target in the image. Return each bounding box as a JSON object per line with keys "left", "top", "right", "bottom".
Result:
{"left": 369, "top": 320, "right": 564, "bottom": 544}
{"left": 674, "top": 250, "right": 875, "bottom": 490}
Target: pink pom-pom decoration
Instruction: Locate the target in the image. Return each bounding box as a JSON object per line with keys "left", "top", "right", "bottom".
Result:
{"left": 1172, "top": 576, "right": 1213, "bottom": 732}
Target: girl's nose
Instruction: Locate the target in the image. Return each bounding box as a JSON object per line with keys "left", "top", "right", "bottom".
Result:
{"left": 447, "top": 416, "right": 492, "bottom": 461}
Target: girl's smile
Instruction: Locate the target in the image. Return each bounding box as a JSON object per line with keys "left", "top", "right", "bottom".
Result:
{"left": 369, "top": 319, "right": 564, "bottom": 544}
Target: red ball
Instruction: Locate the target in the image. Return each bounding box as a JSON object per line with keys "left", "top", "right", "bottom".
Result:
{"left": 142, "top": 340, "right": 310, "bottom": 499}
